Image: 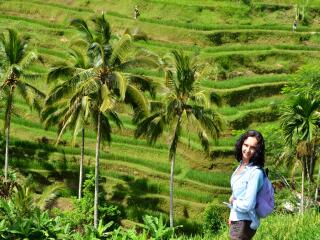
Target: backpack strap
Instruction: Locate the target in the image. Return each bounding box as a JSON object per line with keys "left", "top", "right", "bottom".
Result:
{"left": 250, "top": 166, "right": 265, "bottom": 192}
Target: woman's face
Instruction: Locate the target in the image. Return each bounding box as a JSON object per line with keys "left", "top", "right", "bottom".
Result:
{"left": 242, "top": 136, "right": 258, "bottom": 162}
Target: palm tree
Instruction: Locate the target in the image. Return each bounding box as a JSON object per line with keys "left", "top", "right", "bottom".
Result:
{"left": 43, "top": 48, "right": 91, "bottom": 200}
{"left": 47, "top": 14, "right": 155, "bottom": 228}
{"left": 135, "top": 50, "right": 224, "bottom": 227}
{"left": 280, "top": 96, "right": 320, "bottom": 181}
{"left": 280, "top": 96, "right": 320, "bottom": 213}
{"left": 0, "top": 29, "right": 45, "bottom": 181}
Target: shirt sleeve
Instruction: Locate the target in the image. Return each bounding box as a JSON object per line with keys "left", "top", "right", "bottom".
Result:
{"left": 232, "top": 168, "right": 263, "bottom": 213}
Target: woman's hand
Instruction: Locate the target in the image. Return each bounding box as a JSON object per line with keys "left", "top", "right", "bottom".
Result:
{"left": 229, "top": 195, "right": 234, "bottom": 205}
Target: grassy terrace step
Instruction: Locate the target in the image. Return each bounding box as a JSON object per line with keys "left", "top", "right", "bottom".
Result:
{"left": 14, "top": 0, "right": 94, "bottom": 14}
{"left": 10, "top": 99, "right": 220, "bottom": 156}
{"left": 2, "top": 1, "right": 320, "bottom": 45}
{"left": 202, "top": 74, "right": 290, "bottom": 89}
{"left": 33, "top": 0, "right": 320, "bottom": 32}
{"left": 227, "top": 107, "right": 279, "bottom": 129}
{"left": 136, "top": 38, "right": 320, "bottom": 55}
{"left": 7, "top": 148, "right": 230, "bottom": 193}
{"left": 219, "top": 95, "right": 284, "bottom": 115}
{"left": 206, "top": 31, "right": 319, "bottom": 46}
{"left": 0, "top": 13, "right": 70, "bottom": 29}
{"left": 106, "top": 166, "right": 230, "bottom": 192}
{"left": 6, "top": 137, "right": 182, "bottom": 175}
{"left": 0, "top": 114, "right": 167, "bottom": 150}
{"left": 215, "top": 81, "right": 286, "bottom": 106}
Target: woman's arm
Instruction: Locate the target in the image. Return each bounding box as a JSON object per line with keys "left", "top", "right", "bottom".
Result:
{"left": 231, "top": 169, "right": 263, "bottom": 212}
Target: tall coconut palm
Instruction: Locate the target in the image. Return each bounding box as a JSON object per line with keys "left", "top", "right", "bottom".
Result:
{"left": 48, "top": 14, "right": 155, "bottom": 228}
{"left": 135, "top": 50, "right": 224, "bottom": 227}
{"left": 280, "top": 96, "right": 320, "bottom": 213}
{"left": 43, "top": 48, "right": 91, "bottom": 200}
{"left": 0, "top": 29, "right": 45, "bottom": 181}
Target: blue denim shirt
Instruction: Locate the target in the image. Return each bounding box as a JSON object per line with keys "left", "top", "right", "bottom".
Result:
{"left": 229, "top": 162, "right": 264, "bottom": 230}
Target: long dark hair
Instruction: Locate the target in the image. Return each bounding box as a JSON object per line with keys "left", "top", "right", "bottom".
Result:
{"left": 235, "top": 130, "right": 265, "bottom": 167}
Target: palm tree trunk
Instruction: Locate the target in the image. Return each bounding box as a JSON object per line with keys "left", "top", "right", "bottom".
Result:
{"left": 309, "top": 155, "right": 316, "bottom": 182}
{"left": 169, "top": 115, "right": 182, "bottom": 228}
{"left": 94, "top": 112, "right": 101, "bottom": 229}
{"left": 300, "top": 164, "right": 304, "bottom": 214}
{"left": 169, "top": 151, "right": 176, "bottom": 228}
{"left": 78, "top": 128, "right": 85, "bottom": 200}
{"left": 4, "top": 90, "right": 13, "bottom": 182}
{"left": 315, "top": 164, "right": 320, "bottom": 202}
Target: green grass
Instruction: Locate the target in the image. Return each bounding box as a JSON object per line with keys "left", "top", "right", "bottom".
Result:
{"left": 1, "top": 0, "right": 320, "bottom": 234}
{"left": 185, "top": 169, "right": 231, "bottom": 188}
{"left": 218, "top": 95, "right": 283, "bottom": 116}
{"left": 202, "top": 74, "right": 290, "bottom": 89}
{"left": 182, "top": 210, "right": 320, "bottom": 239}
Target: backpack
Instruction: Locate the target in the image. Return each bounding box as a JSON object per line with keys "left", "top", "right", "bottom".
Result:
{"left": 255, "top": 168, "right": 275, "bottom": 218}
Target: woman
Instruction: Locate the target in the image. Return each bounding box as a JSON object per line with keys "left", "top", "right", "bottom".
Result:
{"left": 228, "top": 130, "right": 265, "bottom": 240}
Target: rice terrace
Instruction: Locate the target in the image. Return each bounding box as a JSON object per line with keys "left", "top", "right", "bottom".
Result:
{"left": 0, "top": 0, "right": 319, "bottom": 239}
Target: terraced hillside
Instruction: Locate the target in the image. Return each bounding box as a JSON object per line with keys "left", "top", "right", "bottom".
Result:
{"left": 1, "top": 0, "right": 320, "bottom": 231}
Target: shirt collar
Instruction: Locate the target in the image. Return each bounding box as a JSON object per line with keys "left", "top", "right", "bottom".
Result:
{"left": 240, "top": 160, "right": 254, "bottom": 168}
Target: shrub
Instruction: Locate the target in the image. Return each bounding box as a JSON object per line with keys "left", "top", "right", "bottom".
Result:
{"left": 203, "top": 203, "right": 228, "bottom": 234}
{"left": 60, "top": 172, "right": 123, "bottom": 231}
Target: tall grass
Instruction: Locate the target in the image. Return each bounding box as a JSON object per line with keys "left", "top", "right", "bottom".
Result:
{"left": 181, "top": 211, "right": 320, "bottom": 239}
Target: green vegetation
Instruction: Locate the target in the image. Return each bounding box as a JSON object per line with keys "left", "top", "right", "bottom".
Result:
{"left": 0, "top": 0, "right": 319, "bottom": 238}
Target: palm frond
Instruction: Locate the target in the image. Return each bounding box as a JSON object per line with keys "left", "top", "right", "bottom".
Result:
{"left": 1, "top": 29, "right": 29, "bottom": 65}
{"left": 171, "top": 50, "right": 195, "bottom": 95}
{"left": 70, "top": 18, "right": 94, "bottom": 43}
{"left": 135, "top": 111, "right": 166, "bottom": 144}
{"left": 22, "top": 72, "right": 44, "bottom": 81}
{"left": 190, "top": 90, "right": 209, "bottom": 107}
{"left": 279, "top": 96, "right": 320, "bottom": 145}
{"left": 109, "top": 34, "right": 132, "bottom": 66}
{"left": 100, "top": 84, "right": 114, "bottom": 112}
{"left": 129, "top": 75, "right": 158, "bottom": 98}
{"left": 191, "top": 105, "right": 223, "bottom": 140}
{"left": 113, "top": 72, "right": 128, "bottom": 100}
{"left": 105, "top": 110, "right": 122, "bottom": 129}
{"left": 198, "top": 131, "right": 210, "bottom": 154}
{"left": 16, "top": 81, "right": 45, "bottom": 112}
{"left": 166, "top": 97, "right": 181, "bottom": 121}
{"left": 47, "top": 64, "right": 75, "bottom": 83}
{"left": 37, "top": 183, "right": 65, "bottom": 211}
{"left": 41, "top": 101, "right": 69, "bottom": 129}
{"left": 19, "top": 51, "right": 39, "bottom": 70}
{"left": 150, "top": 100, "right": 165, "bottom": 113}
{"left": 72, "top": 108, "right": 85, "bottom": 146}
{"left": 46, "top": 68, "right": 95, "bottom": 105}
{"left": 69, "top": 48, "right": 89, "bottom": 69}
{"left": 125, "top": 85, "right": 148, "bottom": 123}
{"left": 92, "top": 14, "right": 111, "bottom": 45}
{"left": 91, "top": 109, "right": 112, "bottom": 144}
{"left": 20, "top": 81, "right": 46, "bottom": 98}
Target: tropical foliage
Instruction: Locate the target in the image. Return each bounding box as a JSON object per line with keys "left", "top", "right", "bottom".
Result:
{"left": 1, "top": 0, "right": 320, "bottom": 238}
{"left": 0, "top": 29, "right": 45, "bottom": 181}
{"left": 135, "top": 50, "right": 224, "bottom": 227}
